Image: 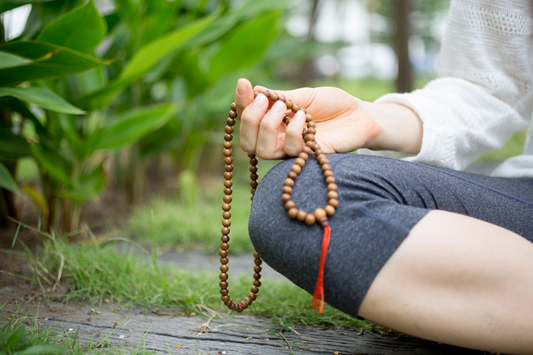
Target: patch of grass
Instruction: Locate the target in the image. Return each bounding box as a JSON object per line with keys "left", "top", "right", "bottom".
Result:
{"left": 35, "top": 239, "right": 378, "bottom": 332}
{"left": 0, "top": 304, "right": 155, "bottom": 355}
{"left": 481, "top": 129, "right": 527, "bottom": 163}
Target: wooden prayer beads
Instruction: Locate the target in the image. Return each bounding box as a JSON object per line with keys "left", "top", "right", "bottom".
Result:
{"left": 220, "top": 89, "right": 337, "bottom": 312}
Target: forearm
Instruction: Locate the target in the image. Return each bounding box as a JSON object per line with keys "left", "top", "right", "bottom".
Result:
{"left": 360, "top": 101, "right": 423, "bottom": 154}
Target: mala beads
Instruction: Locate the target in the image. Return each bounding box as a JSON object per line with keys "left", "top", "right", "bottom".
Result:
{"left": 220, "top": 89, "right": 337, "bottom": 313}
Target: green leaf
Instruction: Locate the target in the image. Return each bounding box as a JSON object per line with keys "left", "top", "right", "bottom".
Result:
{"left": 0, "top": 162, "right": 20, "bottom": 195}
{"left": 86, "top": 104, "right": 179, "bottom": 153}
{"left": 209, "top": 11, "right": 280, "bottom": 77}
{"left": 30, "top": 144, "right": 72, "bottom": 186}
{"left": 0, "top": 51, "right": 30, "bottom": 69}
{"left": 15, "top": 344, "right": 66, "bottom": 355}
{"left": 0, "top": 130, "right": 31, "bottom": 160}
{"left": 0, "top": 87, "right": 85, "bottom": 114}
{"left": 76, "top": 12, "right": 218, "bottom": 109}
{"left": 37, "top": 0, "right": 107, "bottom": 53}
{"left": 56, "top": 164, "right": 106, "bottom": 201}
{"left": 0, "top": 40, "right": 109, "bottom": 86}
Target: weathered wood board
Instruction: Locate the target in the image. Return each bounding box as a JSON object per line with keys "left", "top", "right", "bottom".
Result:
{"left": 35, "top": 304, "right": 485, "bottom": 355}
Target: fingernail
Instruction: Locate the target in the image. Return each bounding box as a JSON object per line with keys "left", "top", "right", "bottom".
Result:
{"left": 253, "top": 93, "right": 267, "bottom": 108}
{"left": 294, "top": 110, "right": 305, "bottom": 122}
{"left": 237, "top": 80, "right": 246, "bottom": 95}
{"left": 272, "top": 100, "right": 285, "bottom": 112}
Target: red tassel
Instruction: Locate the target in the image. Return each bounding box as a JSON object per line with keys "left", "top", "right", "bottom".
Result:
{"left": 311, "top": 224, "right": 331, "bottom": 313}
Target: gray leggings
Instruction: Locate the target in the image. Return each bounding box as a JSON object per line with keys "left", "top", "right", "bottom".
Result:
{"left": 248, "top": 154, "right": 533, "bottom": 317}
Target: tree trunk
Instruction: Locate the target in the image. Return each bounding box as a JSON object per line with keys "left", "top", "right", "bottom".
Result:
{"left": 395, "top": 0, "right": 412, "bottom": 93}
{"left": 296, "top": 0, "right": 321, "bottom": 87}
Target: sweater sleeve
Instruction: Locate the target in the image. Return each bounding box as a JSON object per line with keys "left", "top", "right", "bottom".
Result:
{"left": 374, "top": 0, "right": 533, "bottom": 170}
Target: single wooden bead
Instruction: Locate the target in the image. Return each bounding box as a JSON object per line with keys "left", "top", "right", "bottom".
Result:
{"left": 284, "top": 178, "right": 295, "bottom": 187}
{"left": 219, "top": 250, "right": 228, "bottom": 257}
{"left": 254, "top": 265, "right": 262, "bottom": 272}
{"left": 221, "top": 234, "right": 229, "bottom": 242}
{"left": 224, "top": 187, "right": 232, "bottom": 195}
{"left": 295, "top": 158, "right": 306, "bottom": 167}
{"left": 250, "top": 180, "right": 258, "bottom": 188}
{"left": 282, "top": 115, "right": 291, "bottom": 124}
{"left": 324, "top": 170, "right": 334, "bottom": 177}
{"left": 263, "top": 89, "right": 270, "bottom": 97}
{"left": 285, "top": 99, "right": 293, "bottom": 108}
{"left": 250, "top": 174, "right": 258, "bottom": 181}
{"left": 224, "top": 156, "right": 233, "bottom": 165}
{"left": 328, "top": 191, "right": 338, "bottom": 199}
{"left": 291, "top": 164, "right": 301, "bottom": 174}
{"left": 297, "top": 210, "right": 307, "bottom": 221}
{"left": 249, "top": 165, "right": 258, "bottom": 173}
{"left": 224, "top": 141, "right": 232, "bottom": 149}
{"left": 314, "top": 208, "right": 327, "bottom": 220}
{"left": 299, "top": 152, "right": 309, "bottom": 161}
{"left": 307, "top": 121, "right": 316, "bottom": 128}
{"left": 220, "top": 281, "right": 228, "bottom": 288}
{"left": 240, "top": 301, "right": 248, "bottom": 310}
{"left": 220, "top": 265, "right": 229, "bottom": 272}
{"left": 254, "top": 258, "right": 262, "bottom": 266}
{"left": 222, "top": 203, "right": 231, "bottom": 211}
{"left": 227, "top": 118, "right": 236, "bottom": 126}
{"left": 225, "top": 165, "right": 233, "bottom": 172}
{"left": 219, "top": 273, "right": 228, "bottom": 281}
{"left": 321, "top": 164, "right": 332, "bottom": 172}
{"left": 248, "top": 153, "right": 256, "bottom": 158}
{"left": 285, "top": 200, "right": 296, "bottom": 209}
{"left": 303, "top": 146, "right": 313, "bottom": 155}
{"left": 291, "top": 104, "right": 300, "bottom": 112}
{"left": 235, "top": 304, "right": 243, "bottom": 312}
{"left": 304, "top": 133, "right": 315, "bottom": 142}
{"left": 250, "top": 157, "right": 258, "bottom": 165}
{"left": 288, "top": 171, "right": 298, "bottom": 180}
{"left": 308, "top": 127, "right": 317, "bottom": 135}
{"left": 326, "top": 176, "right": 336, "bottom": 184}
{"left": 328, "top": 183, "right": 338, "bottom": 191}
{"left": 302, "top": 108, "right": 307, "bottom": 114}
{"left": 253, "top": 280, "right": 261, "bottom": 287}
{"left": 282, "top": 186, "right": 292, "bottom": 194}
{"left": 251, "top": 286, "right": 259, "bottom": 294}
{"left": 250, "top": 188, "right": 256, "bottom": 195}
{"left": 220, "top": 257, "right": 229, "bottom": 264}
{"left": 222, "top": 211, "right": 231, "bottom": 219}
{"left": 306, "top": 114, "right": 313, "bottom": 122}
{"left": 223, "top": 149, "right": 232, "bottom": 156}
{"left": 281, "top": 193, "right": 291, "bottom": 202}
{"left": 221, "top": 295, "right": 230, "bottom": 302}
{"left": 222, "top": 219, "right": 231, "bottom": 227}
{"left": 314, "top": 143, "right": 321, "bottom": 150}
{"left": 325, "top": 205, "right": 336, "bottom": 216}
{"left": 225, "top": 300, "right": 233, "bottom": 307}
{"left": 306, "top": 141, "right": 316, "bottom": 150}
{"left": 288, "top": 208, "right": 298, "bottom": 218}
{"left": 270, "top": 92, "right": 279, "bottom": 101}
{"left": 249, "top": 293, "right": 257, "bottom": 301}
{"left": 221, "top": 242, "right": 230, "bottom": 250}
{"left": 244, "top": 297, "right": 252, "bottom": 305}
{"left": 225, "top": 125, "right": 234, "bottom": 134}
{"left": 231, "top": 102, "right": 237, "bottom": 111}
{"left": 224, "top": 172, "right": 232, "bottom": 180}
{"left": 315, "top": 149, "right": 324, "bottom": 155}
{"left": 224, "top": 133, "right": 232, "bottom": 141}
{"left": 329, "top": 199, "right": 339, "bottom": 208}
{"left": 221, "top": 227, "right": 230, "bottom": 234}
{"left": 254, "top": 92, "right": 258, "bottom": 98}
{"left": 229, "top": 110, "right": 237, "bottom": 118}
{"left": 224, "top": 180, "right": 232, "bottom": 188}
{"left": 305, "top": 213, "right": 316, "bottom": 225}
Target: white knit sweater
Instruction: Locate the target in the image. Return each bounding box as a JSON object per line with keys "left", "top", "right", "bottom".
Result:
{"left": 375, "top": 0, "right": 533, "bottom": 178}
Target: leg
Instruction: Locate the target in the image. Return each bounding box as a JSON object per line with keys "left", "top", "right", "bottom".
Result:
{"left": 360, "top": 210, "right": 533, "bottom": 354}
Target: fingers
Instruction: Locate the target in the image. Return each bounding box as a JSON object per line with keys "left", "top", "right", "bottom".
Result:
{"left": 284, "top": 110, "right": 306, "bottom": 156}
{"left": 240, "top": 93, "right": 269, "bottom": 154}
{"left": 256, "top": 100, "right": 287, "bottom": 159}
{"left": 235, "top": 78, "right": 254, "bottom": 118}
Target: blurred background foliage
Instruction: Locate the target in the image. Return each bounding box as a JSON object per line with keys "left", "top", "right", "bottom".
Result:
{"left": 0, "top": 0, "right": 525, "bottom": 246}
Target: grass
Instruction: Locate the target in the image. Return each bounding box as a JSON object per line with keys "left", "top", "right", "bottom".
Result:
{"left": 0, "top": 303, "right": 156, "bottom": 355}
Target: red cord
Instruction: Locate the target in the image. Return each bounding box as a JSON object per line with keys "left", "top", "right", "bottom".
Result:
{"left": 311, "top": 225, "right": 331, "bottom": 313}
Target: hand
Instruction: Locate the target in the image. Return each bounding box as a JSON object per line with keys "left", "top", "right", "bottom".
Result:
{"left": 234, "top": 78, "right": 423, "bottom": 159}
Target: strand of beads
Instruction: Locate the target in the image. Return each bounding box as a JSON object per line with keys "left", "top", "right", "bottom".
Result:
{"left": 219, "top": 102, "right": 262, "bottom": 313}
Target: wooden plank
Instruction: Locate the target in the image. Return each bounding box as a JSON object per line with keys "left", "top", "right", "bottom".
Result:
{"left": 34, "top": 304, "right": 485, "bottom": 354}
